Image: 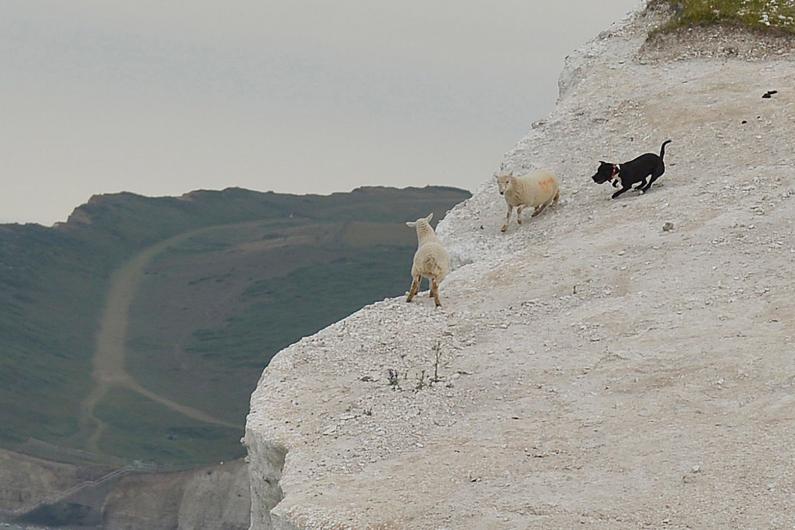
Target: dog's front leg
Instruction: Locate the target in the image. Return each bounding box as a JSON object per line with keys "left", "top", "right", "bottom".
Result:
{"left": 611, "top": 186, "right": 631, "bottom": 199}
{"left": 501, "top": 205, "right": 514, "bottom": 233}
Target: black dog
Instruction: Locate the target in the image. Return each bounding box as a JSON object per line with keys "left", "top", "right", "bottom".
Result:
{"left": 592, "top": 140, "right": 672, "bottom": 199}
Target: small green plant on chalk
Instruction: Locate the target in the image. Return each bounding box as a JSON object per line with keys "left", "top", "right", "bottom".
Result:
{"left": 430, "top": 341, "right": 443, "bottom": 384}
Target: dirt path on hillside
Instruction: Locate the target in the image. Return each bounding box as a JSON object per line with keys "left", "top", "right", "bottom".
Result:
{"left": 80, "top": 232, "right": 238, "bottom": 455}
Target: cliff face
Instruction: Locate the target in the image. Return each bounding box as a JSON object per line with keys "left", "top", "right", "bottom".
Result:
{"left": 0, "top": 449, "right": 249, "bottom": 529}
{"left": 0, "top": 449, "right": 83, "bottom": 516}
{"left": 102, "top": 461, "right": 250, "bottom": 530}
{"left": 246, "top": 5, "right": 795, "bottom": 529}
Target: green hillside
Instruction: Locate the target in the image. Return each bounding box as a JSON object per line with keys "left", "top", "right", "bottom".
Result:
{"left": 0, "top": 186, "right": 469, "bottom": 466}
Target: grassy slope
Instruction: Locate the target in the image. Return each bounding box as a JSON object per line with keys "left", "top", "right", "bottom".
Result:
{"left": 0, "top": 226, "right": 107, "bottom": 446}
{"left": 94, "top": 387, "right": 243, "bottom": 466}
{"left": 126, "top": 221, "right": 416, "bottom": 423}
{"left": 0, "top": 187, "right": 469, "bottom": 465}
{"left": 654, "top": 0, "right": 795, "bottom": 34}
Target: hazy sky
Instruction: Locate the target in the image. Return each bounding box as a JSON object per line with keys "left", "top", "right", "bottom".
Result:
{"left": 1, "top": 0, "right": 639, "bottom": 225}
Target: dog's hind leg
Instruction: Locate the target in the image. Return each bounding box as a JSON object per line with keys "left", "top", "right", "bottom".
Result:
{"left": 634, "top": 178, "right": 648, "bottom": 191}
{"left": 642, "top": 167, "right": 665, "bottom": 193}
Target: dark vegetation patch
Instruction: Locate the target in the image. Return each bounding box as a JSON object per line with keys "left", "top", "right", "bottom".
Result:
{"left": 94, "top": 387, "right": 243, "bottom": 466}
{"left": 0, "top": 186, "right": 469, "bottom": 465}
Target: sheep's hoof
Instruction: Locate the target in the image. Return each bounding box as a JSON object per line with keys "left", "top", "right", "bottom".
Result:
{"left": 500, "top": 225, "right": 508, "bottom": 233}
{"left": 517, "top": 219, "right": 522, "bottom": 225}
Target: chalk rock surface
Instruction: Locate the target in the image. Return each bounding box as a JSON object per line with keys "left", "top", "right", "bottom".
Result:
{"left": 247, "top": 4, "right": 795, "bottom": 529}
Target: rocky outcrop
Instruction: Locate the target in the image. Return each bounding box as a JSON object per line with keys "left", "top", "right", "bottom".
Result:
{"left": 102, "top": 460, "right": 250, "bottom": 530}
{"left": 178, "top": 461, "right": 251, "bottom": 530}
{"left": 246, "top": 4, "right": 795, "bottom": 529}
{"left": 0, "top": 449, "right": 250, "bottom": 529}
{"left": 244, "top": 438, "right": 286, "bottom": 529}
{"left": 0, "top": 449, "right": 84, "bottom": 516}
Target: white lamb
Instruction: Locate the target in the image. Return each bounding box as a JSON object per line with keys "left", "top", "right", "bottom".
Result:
{"left": 495, "top": 169, "right": 560, "bottom": 233}
{"left": 405, "top": 213, "right": 450, "bottom": 308}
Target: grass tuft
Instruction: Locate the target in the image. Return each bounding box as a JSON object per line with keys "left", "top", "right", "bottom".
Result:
{"left": 652, "top": 0, "right": 795, "bottom": 34}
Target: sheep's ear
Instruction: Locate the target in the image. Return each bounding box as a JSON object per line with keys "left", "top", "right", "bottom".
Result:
{"left": 507, "top": 170, "right": 514, "bottom": 177}
{"left": 405, "top": 221, "right": 416, "bottom": 227}
{"left": 425, "top": 212, "right": 434, "bottom": 223}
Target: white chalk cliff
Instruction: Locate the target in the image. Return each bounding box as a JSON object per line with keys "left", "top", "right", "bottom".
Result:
{"left": 246, "top": 4, "right": 795, "bottom": 529}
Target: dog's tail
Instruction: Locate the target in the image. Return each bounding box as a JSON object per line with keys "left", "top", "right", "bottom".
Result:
{"left": 660, "top": 139, "right": 672, "bottom": 160}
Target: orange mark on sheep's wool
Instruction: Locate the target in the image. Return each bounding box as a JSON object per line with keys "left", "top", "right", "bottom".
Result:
{"left": 539, "top": 178, "right": 556, "bottom": 192}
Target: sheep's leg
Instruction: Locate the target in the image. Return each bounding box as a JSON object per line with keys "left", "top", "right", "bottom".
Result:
{"left": 553, "top": 190, "right": 560, "bottom": 204}
{"left": 531, "top": 203, "right": 547, "bottom": 217}
{"left": 516, "top": 206, "right": 524, "bottom": 225}
{"left": 501, "top": 205, "right": 514, "bottom": 233}
{"left": 428, "top": 277, "right": 434, "bottom": 298}
{"left": 431, "top": 278, "right": 442, "bottom": 308}
{"left": 406, "top": 275, "right": 420, "bottom": 303}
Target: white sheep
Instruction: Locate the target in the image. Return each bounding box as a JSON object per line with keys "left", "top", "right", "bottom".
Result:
{"left": 405, "top": 213, "right": 450, "bottom": 308}
{"left": 495, "top": 169, "right": 560, "bottom": 233}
